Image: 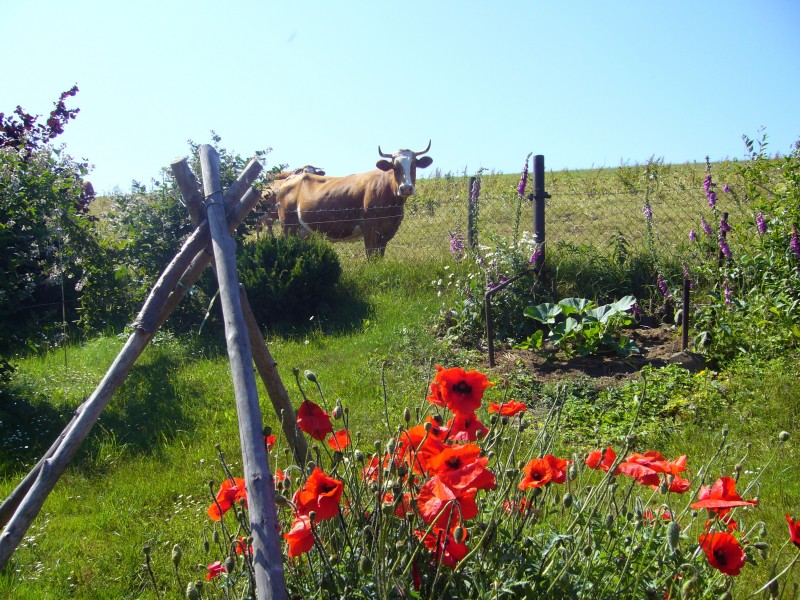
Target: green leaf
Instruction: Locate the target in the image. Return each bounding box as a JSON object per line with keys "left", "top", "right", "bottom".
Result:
{"left": 558, "top": 297, "right": 594, "bottom": 316}
{"left": 524, "top": 303, "right": 562, "bottom": 324}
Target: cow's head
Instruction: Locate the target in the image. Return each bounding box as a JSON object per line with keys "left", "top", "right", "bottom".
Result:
{"left": 376, "top": 141, "right": 433, "bottom": 198}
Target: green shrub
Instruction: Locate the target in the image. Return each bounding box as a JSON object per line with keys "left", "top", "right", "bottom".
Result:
{"left": 237, "top": 234, "right": 342, "bottom": 327}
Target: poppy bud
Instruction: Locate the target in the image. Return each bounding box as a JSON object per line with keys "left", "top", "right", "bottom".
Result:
{"left": 667, "top": 521, "right": 680, "bottom": 550}
{"left": 203, "top": 539, "right": 209, "bottom": 553}
{"left": 304, "top": 370, "right": 317, "bottom": 382}
{"left": 354, "top": 449, "right": 364, "bottom": 462}
{"left": 143, "top": 544, "right": 151, "bottom": 557}
{"left": 424, "top": 421, "right": 433, "bottom": 432}
{"left": 332, "top": 406, "right": 343, "bottom": 420}
{"left": 403, "top": 408, "right": 411, "bottom": 423}
{"left": 172, "top": 544, "right": 182, "bottom": 568}
{"left": 387, "top": 439, "right": 396, "bottom": 453}
{"left": 186, "top": 581, "right": 201, "bottom": 600}
{"left": 659, "top": 480, "right": 669, "bottom": 494}
{"left": 213, "top": 529, "right": 220, "bottom": 544}
{"left": 568, "top": 464, "right": 578, "bottom": 480}
{"left": 779, "top": 431, "right": 790, "bottom": 442}
{"left": 359, "top": 556, "right": 373, "bottom": 575}
{"left": 308, "top": 511, "right": 317, "bottom": 522}
{"left": 453, "top": 525, "right": 466, "bottom": 543}
{"left": 563, "top": 493, "right": 573, "bottom": 508}
{"left": 396, "top": 465, "right": 408, "bottom": 477}
{"left": 224, "top": 556, "right": 235, "bottom": 574}
{"left": 433, "top": 414, "right": 444, "bottom": 425}
{"left": 605, "top": 514, "right": 614, "bottom": 529}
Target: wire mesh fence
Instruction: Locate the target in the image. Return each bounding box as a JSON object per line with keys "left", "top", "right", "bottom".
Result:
{"left": 279, "top": 161, "right": 751, "bottom": 270}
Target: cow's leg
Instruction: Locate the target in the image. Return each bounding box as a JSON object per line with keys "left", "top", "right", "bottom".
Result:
{"left": 363, "top": 226, "right": 381, "bottom": 258}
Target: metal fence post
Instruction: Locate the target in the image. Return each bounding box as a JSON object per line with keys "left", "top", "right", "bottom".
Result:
{"left": 532, "top": 155, "right": 548, "bottom": 270}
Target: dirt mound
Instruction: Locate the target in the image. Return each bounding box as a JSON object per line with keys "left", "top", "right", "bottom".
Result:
{"left": 489, "top": 326, "right": 686, "bottom": 387}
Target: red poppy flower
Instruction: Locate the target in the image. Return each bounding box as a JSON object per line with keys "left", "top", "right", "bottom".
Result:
{"left": 661, "top": 475, "right": 692, "bottom": 494}
{"left": 616, "top": 461, "right": 661, "bottom": 487}
{"left": 417, "top": 475, "right": 478, "bottom": 529}
{"left": 292, "top": 467, "right": 344, "bottom": 522}
{"left": 397, "top": 422, "right": 447, "bottom": 473}
{"left": 585, "top": 446, "right": 616, "bottom": 472}
{"left": 264, "top": 434, "right": 276, "bottom": 451}
{"left": 207, "top": 478, "right": 247, "bottom": 521}
{"left": 690, "top": 476, "right": 758, "bottom": 515}
{"left": 234, "top": 536, "right": 252, "bottom": 555}
{"left": 205, "top": 560, "right": 227, "bottom": 580}
{"left": 414, "top": 528, "right": 469, "bottom": 569}
{"left": 427, "top": 365, "right": 494, "bottom": 416}
{"left": 284, "top": 515, "right": 314, "bottom": 557}
{"left": 327, "top": 429, "right": 351, "bottom": 451}
{"left": 383, "top": 492, "right": 414, "bottom": 518}
{"left": 543, "top": 454, "right": 571, "bottom": 484}
{"left": 519, "top": 458, "right": 553, "bottom": 490}
{"left": 624, "top": 451, "right": 687, "bottom": 477}
{"left": 786, "top": 514, "right": 800, "bottom": 549}
{"left": 503, "top": 497, "right": 536, "bottom": 515}
{"left": 642, "top": 508, "right": 674, "bottom": 522}
{"left": 698, "top": 531, "right": 746, "bottom": 576}
{"left": 431, "top": 450, "right": 496, "bottom": 493}
{"left": 488, "top": 400, "right": 527, "bottom": 417}
{"left": 446, "top": 412, "right": 489, "bottom": 442}
{"left": 296, "top": 399, "right": 333, "bottom": 441}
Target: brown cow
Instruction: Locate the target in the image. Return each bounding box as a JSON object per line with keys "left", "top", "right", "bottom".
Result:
{"left": 275, "top": 142, "right": 433, "bottom": 257}
{"left": 259, "top": 165, "right": 326, "bottom": 234}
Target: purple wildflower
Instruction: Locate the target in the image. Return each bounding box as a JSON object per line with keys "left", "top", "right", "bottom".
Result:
{"left": 791, "top": 224, "right": 800, "bottom": 258}
{"left": 517, "top": 154, "right": 531, "bottom": 197}
{"left": 722, "top": 184, "right": 732, "bottom": 194}
{"left": 449, "top": 230, "right": 465, "bottom": 261}
{"left": 657, "top": 274, "right": 672, "bottom": 299}
{"left": 689, "top": 229, "right": 697, "bottom": 242}
{"left": 723, "top": 279, "right": 733, "bottom": 307}
{"left": 756, "top": 212, "right": 767, "bottom": 235}
{"left": 470, "top": 177, "right": 481, "bottom": 206}
{"left": 718, "top": 235, "right": 732, "bottom": 259}
{"left": 529, "top": 245, "right": 543, "bottom": 265}
{"left": 704, "top": 157, "right": 717, "bottom": 207}
{"left": 682, "top": 264, "right": 695, "bottom": 289}
{"left": 720, "top": 215, "right": 731, "bottom": 233}
{"left": 642, "top": 204, "right": 653, "bottom": 220}
{"left": 701, "top": 216, "right": 713, "bottom": 237}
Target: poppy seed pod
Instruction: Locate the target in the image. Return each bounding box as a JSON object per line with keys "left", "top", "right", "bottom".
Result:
{"left": 779, "top": 431, "right": 790, "bottom": 442}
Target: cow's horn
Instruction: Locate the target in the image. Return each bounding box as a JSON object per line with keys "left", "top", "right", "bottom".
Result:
{"left": 414, "top": 140, "right": 432, "bottom": 156}
{"left": 378, "top": 146, "right": 393, "bottom": 159}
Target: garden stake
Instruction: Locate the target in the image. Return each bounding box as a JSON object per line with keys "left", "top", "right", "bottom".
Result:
{"left": 200, "top": 145, "right": 287, "bottom": 600}
{"left": 682, "top": 276, "right": 691, "bottom": 351}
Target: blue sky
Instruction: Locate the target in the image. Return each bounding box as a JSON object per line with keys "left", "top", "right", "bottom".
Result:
{"left": 3, "top": 1, "right": 799, "bottom": 193}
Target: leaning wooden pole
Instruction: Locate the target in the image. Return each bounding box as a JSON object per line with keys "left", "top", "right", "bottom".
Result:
{"left": 171, "top": 159, "right": 309, "bottom": 467}
{"left": 0, "top": 160, "right": 262, "bottom": 572}
{"left": 200, "top": 145, "right": 286, "bottom": 600}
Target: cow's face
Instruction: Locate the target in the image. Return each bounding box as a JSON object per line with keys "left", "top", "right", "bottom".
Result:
{"left": 376, "top": 143, "right": 433, "bottom": 198}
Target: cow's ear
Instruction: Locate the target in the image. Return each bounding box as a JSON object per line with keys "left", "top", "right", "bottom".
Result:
{"left": 376, "top": 159, "right": 393, "bottom": 171}
{"left": 417, "top": 156, "right": 433, "bottom": 169}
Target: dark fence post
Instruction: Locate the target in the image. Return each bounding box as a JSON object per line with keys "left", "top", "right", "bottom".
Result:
{"left": 532, "top": 155, "right": 548, "bottom": 270}
{"left": 467, "top": 176, "right": 478, "bottom": 250}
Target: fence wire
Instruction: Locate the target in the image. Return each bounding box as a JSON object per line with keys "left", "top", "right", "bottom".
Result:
{"left": 274, "top": 167, "right": 751, "bottom": 269}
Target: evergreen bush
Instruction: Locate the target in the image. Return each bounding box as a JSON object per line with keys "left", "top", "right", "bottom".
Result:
{"left": 237, "top": 234, "right": 342, "bottom": 327}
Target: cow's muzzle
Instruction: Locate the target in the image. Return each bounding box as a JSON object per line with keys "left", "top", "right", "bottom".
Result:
{"left": 398, "top": 183, "right": 415, "bottom": 197}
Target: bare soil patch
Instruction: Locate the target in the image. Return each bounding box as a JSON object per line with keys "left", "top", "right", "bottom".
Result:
{"left": 488, "top": 326, "right": 684, "bottom": 387}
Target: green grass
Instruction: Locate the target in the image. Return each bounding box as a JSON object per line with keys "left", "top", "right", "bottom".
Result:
{"left": 2, "top": 157, "right": 798, "bottom": 597}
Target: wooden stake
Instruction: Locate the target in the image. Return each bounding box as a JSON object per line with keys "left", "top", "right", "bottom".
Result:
{"left": 200, "top": 145, "right": 286, "bottom": 600}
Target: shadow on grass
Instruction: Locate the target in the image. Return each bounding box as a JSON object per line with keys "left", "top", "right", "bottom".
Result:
{"left": 0, "top": 344, "right": 206, "bottom": 479}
